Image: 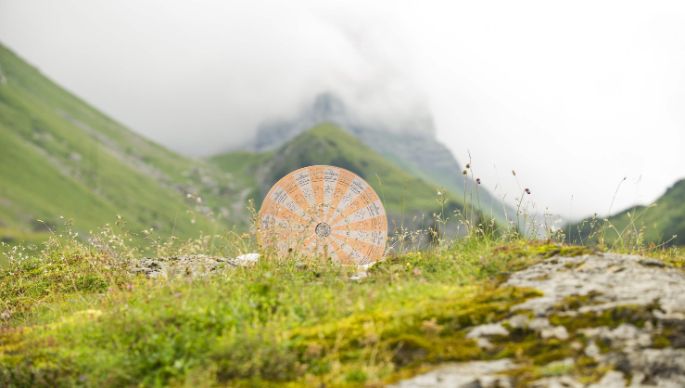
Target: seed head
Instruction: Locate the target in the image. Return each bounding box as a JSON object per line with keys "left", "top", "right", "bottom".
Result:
{"left": 465, "top": 163, "right": 470, "bottom": 169}
{"left": 462, "top": 170, "right": 468, "bottom": 175}
{"left": 476, "top": 178, "right": 481, "bottom": 184}
{"left": 524, "top": 188, "right": 531, "bottom": 195}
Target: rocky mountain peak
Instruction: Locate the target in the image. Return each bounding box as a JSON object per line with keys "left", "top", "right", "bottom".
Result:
{"left": 247, "top": 91, "right": 436, "bottom": 152}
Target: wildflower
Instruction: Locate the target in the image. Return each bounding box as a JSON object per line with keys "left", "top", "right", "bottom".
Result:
{"left": 525, "top": 188, "right": 531, "bottom": 194}
{"left": 462, "top": 170, "right": 468, "bottom": 175}
{"left": 465, "top": 163, "right": 470, "bottom": 169}
{"left": 476, "top": 178, "right": 481, "bottom": 184}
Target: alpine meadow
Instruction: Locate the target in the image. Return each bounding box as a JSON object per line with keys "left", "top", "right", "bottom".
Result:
{"left": 2, "top": 2, "right": 685, "bottom": 387}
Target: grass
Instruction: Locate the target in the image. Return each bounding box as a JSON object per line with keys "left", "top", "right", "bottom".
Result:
{"left": 0, "top": 219, "right": 619, "bottom": 387}
{"left": 2, "top": 214, "right": 680, "bottom": 387}
{"left": 209, "top": 123, "right": 473, "bottom": 233}
{"left": 567, "top": 178, "right": 685, "bottom": 249}
{"left": 2, "top": 38, "right": 684, "bottom": 387}
{"left": 0, "top": 43, "right": 250, "bottom": 245}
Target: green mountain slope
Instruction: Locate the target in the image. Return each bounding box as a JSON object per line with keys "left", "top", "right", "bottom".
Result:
{"left": 0, "top": 43, "right": 248, "bottom": 244}
{"left": 248, "top": 93, "right": 514, "bottom": 223}
{"left": 567, "top": 178, "right": 685, "bottom": 246}
{"left": 211, "top": 123, "right": 475, "bottom": 232}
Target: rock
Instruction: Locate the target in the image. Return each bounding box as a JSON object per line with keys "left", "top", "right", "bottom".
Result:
{"left": 584, "top": 341, "right": 600, "bottom": 358}
{"left": 541, "top": 325, "right": 569, "bottom": 340}
{"left": 587, "top": 371, "right": 625, "bottom": 388}
{"left": 350, "top": 262, "right": 376, "bottom": 281}
{"left": 349, "top": 270, "right": 368, "bottom": 281}
{"left": 507, "top": 314, "right": 530, "bottom": 329}
{"left": 396, "top": 252, "right": 685, "bottom": 386}
{"left": 531, "top": 375, "right": 583, "bottom": 388}
{"left": 466, "top": 323, "right": 509, "bottom": 339}
{"left": 638, "top": 258, "right": 665, "bottom": 268}
{"left": 506, "top": 253, "right": 685, "bottom": 320}
{"left": 509, "top": 253, "right": 685, "bottom": 386}
{"left": 528, "top": 318, "right": 554, "bottom": 332}
{"left": 475, "top": 337, "right": 494, "bottom": 350}
{"left": 389, "top": 359, "right": 515, "bottom": 388}
{"left": 131, "top": 255, "right": 232, "bottom": 278}
{"left": 234, "top": 253, "right": 260, "bottom": 266}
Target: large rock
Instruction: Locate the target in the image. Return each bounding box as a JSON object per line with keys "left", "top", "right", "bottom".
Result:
{"left": 130, "top": 253, "right": 259, "bottom": 278}
{"left": 396, "top": 253, "right": 685, "bottom": 387}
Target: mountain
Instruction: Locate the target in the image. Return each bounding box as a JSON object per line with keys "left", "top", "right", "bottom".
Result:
{"left": 0, "top": 43, "right": 249, "bottom": 244}
{"left": 211, "top": 123, "right": 476, "bottom": 234}
{"left": 245, "top": 93, "right": 514, "bottom": 222}
{"left": 567, "top": 178, "right": 685, "bottom": 246}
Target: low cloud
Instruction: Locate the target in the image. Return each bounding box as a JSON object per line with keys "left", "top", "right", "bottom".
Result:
{"left": 2, "top": 0, "right": 684, "bottom": 218}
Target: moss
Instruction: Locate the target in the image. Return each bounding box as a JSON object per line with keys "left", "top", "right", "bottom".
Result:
{"left": 6, "top": 236, "right": 655, "bottom": 386}
{"left": 490, "top": 327, "right": 574, "bottom": 366}
{"left": 287, "top": 285, "right": 539, "bottom": 384}
{"left": 488, "top": 241, "right": 595, "bottom": 278}
{"left": 538, "top": 359, "right": 574, "bottom": 377}
{"left": 652, "top": 319, "right": 685, "bottom": 349}
{"left": 549, "top": 303, "right": 660, "bottom": 332}
{"left": 553, "top": 291, "right": 604, "bottom": 312}
{"left": 74, "top": 275, "right": 108, "bottom": 292}
{"left": 651, "top": 333, "right": 671, "bottom": 349}
{"left": 493, "top": 241, "right": 594, "bottom": 260}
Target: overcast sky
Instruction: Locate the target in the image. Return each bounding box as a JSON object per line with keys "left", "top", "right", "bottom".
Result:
{"left": 1, "top": 0, "right": 684, "bottom": 220}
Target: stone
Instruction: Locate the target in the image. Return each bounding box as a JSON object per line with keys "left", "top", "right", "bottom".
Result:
{"left": 541, "top": 325, "right": 569, "bottom": 340}
{"left": 531, "top": 375, "right": 583, "bottom": 388}
{"left": 395, "top": 253, "right": 685, "bottom": 386}
{"left": 588, "top": 371, "right": 625, "bottom": 388}
{"left": 389, "top": 359, "right": 515, "bottom": 388}
{"left": 506, "top": 253, "right": 685, "bottom": 320}
{"left": 234, "top": 252, "right": 260, "bottom": 266}
{"left": 131, "top": 255, "right": 233, "bottom": 278}
{"left": 584, "top": 341, "right": 600, "bottom": 358}
{"left": 466, "top": 323, "right": 509, "bottom": 338}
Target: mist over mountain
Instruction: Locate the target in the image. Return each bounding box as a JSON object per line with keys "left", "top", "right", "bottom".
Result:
{"left": 248, "top": 93, "right": 434, "bottom": 148}
{"left": 243, "top": 92, "right": 516, "bottom": 223}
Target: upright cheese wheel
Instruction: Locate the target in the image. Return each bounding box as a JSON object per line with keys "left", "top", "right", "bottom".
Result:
{"left": 257, "top": 165, "right": 388, "bottom": 265}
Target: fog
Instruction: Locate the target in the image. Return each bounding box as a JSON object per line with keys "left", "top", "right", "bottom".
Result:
{"left": 1, "top": 0, "right": 684, "bottom": 219}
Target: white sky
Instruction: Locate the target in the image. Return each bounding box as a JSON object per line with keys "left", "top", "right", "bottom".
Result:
{"left": 1, "top": 0, "right": 684, "bottom": 220}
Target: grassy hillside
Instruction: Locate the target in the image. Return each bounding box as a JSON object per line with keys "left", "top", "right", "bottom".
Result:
{"left": 211, "top": 123, "right": 483, "bottom": 234}
{"left": 0, "top": 43, "right": 249, "bottom": 247}
{"left": 567, "top": 178, "right": 685, "bottom": 246}
{"left": 1, "top": 228, "right": 682, "bottom": 386}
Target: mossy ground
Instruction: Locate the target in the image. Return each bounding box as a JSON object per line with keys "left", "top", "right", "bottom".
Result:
{"left": 1, "top": 231, "right": 682, "bottom": 387}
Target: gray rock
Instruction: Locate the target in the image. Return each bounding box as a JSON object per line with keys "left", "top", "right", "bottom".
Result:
{"left": 587, "top": 371, "right": 625, "bottom": 388}
{"left": 396, "top": 253, "right": 685, "bottom": 386}
{"left": 541, "top": 325, "right": 569, "bottom": 340}
{"left": 467, "top": 323, "right": 509, "bottom": 339}
{"left": 531, "top": 375, "right": 583, "bottom": 388}
{"left": 131, "top": 254, "right": 234, "bottom": 278}
{"left": 506, "top": 253, "right": 685, "bottom": 320}
{"left": 234, "top": 252, "right": 260, "bottom": 266}
{"left": 389, "top": 359, "right": 515, "bottom": 388}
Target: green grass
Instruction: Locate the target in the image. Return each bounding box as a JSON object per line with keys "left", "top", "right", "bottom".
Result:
{"left": 0, "top": 43, "right": 249, "bottom": 246}
{"left": 1, "top": 230, "right": 679, "bottom": 387}
{"left": 0, "top": 228, "right": 615, "bottom": 387}
{"left": 567, "top": 178, "right": 685, "bottom": 248}
{"left": 210, "top": 123, "right": 478, "bottom": 233}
